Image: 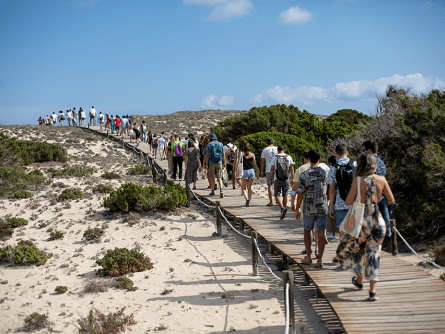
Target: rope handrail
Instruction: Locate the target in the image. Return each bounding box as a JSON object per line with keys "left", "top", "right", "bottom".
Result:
{"left": 189, "top": 186, "right": 216, "bottom": 208}
{"left": 254, "top": 238, "right": 283, "bottom": 282}
{"left": 218, "top": 206, "right": 251, "bottom": 239}
{"left": 393, "top": 227, "right": 445, "bottom": 270}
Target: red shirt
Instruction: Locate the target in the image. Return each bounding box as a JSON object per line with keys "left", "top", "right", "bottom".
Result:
{"left": 116, "top": 118, "right": 121, "bottom": 127}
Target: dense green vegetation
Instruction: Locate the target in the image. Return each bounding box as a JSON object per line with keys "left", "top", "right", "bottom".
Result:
{"left": 0, "top": 166, "right": 48, "bottom": 198}
{"left": 48, "top": 165, "right": 96, "bottom": 178}
{"left": 96, "top": 247, "right": 153, "bottom": 277}
{"left": 210, "top": 104, "right": 365, "bottom": 162}
{"left": 325, "top": 108, "right": 371, "bottom": 125}
{"left": 103, "top": 181, "right": 187, "bottom": 213}
{"left": 58, "top": 188, "right": 84, "bottom": 201}
{"left": 0, "top": 218, "right": 28, "bottom": 240}
{"left": 0, "top": 240, "right": 52, "bottom": 266}
{"left": 0, "top": 133, "right": 68, "bottom": 166}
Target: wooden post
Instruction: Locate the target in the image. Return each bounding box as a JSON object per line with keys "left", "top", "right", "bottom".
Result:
{"left": 216, "top": 201, "right": 222, "bottom": 236}
{"left": 390, "top": 219, "right": 398, "bottom": 256}
{"left": 186, "top": 180, "right": 191, "bottom": 208}
{"left": 316, "top": 286, "right": 322, "bottom": 299}
{"left": 282, "top": 253, "right": 288, "bottom": 266}
{"left": 152, "top": 162, "right": 156, "bottom": 183}
{"left": 250, "top": 231, "right": 258, "bottom": 276}
{"left": 303, "top": 272, "right": 310, "bottom": 286}
{"left": 163, "top": 169, "right": 167, "bottom": 186}
{"left": 282, "top": 270, "right": 296, "bottom": 334}
{"left": 268, "top": 243, "right": 274, "bottom": 255}
{"left": 239, "top": 219, "right": 244, "bottom": 231}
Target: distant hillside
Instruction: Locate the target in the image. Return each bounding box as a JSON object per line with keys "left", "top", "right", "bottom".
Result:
{"left": 131, "top": 109, "right": 328, "bottom": 139}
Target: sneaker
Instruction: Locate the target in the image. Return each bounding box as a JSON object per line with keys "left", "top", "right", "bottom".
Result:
{"left": 209, "top": 191, "right": 215, "bottom": 196}
{"left": 352, "top": 276, "right": 364, "bottom": 290}
{"left": 315, "top": 249, "right": 319, "bottom": 254}
{"left": 368, "top": 292, "right": 379, "bottom": 301}
{"left": 220, "top": 192, "right": 224, "bottom": 198}
{"left": 179, "top": 178, "right": 183, "bottom": 181}
{"left": 301, "top": 249, "right": 313, "bottom": 255}
{"left": 280, "top": 208, "right": 287, "bottom": 220}
{"left": 328, "top": 235, "right": 337, "bottom": 242}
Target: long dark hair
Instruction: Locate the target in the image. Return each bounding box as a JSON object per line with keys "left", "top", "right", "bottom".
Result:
{"left": 148, "top": 131, "right": 152, "bottom": 139}
{"left": 242, "top": 142, "right": 251, "bottom": 154}
{"left": 202, "top": 136, "right": 210, "bottom": 151}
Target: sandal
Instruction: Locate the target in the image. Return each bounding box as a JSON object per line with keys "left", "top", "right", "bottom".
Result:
{"left": 317, "top": 261, "right": 324, "bottom": 268}
{"left": 332, "top": 256, "right": 340, "bottom": 263}
{"left": 323, "top": 235, "right": 329, "bottom": 245}
{"left": 300, "top": 256, "right": 312, "bottom": 264}
{"left": 266, "top": 203, "right": 273, "bottom": 206}
{"left": 352, "top": 276, "right": 364, "bottom": 290}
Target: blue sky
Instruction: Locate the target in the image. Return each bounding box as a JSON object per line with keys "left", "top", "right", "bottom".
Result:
{"left": 1, "top": 0, "right": 444, "bottom": 125}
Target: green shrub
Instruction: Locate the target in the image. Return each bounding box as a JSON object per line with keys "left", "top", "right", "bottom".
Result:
{"left": 6, "top": 217, "right": 28, "bottom": 228}
{"left": 440, "top": 273, "right": 444, "bottom": 281}
{"left": 49, "top": 230, "right": 64, "bottom": 240}
{"left": 48, "top": 165, "right": 96, "bottom": 178}
{"left": 275, "top": 259, "right": 289, "bottom": 271}
{"left": 92, "top": 184, "right": 114, "bottom": 194}
{"left": 0, "top": 166, "right": 47, "bottom": 197}
{"left": 24, "top": 312, "right": 50, "bottom": 332}
{"left": 58, "top": 188, "right": 83, "bottom": 201}
{"left": 55, "top": 286, "right": 68, "bottom": 294}
{"left": 129, "top": 164, "right": 151, "bottom": 175}
{"left": 96, "top": 247, "right": 153, "bottom": 277}
{"left": 115, "top": 277, "right": 138, "bottom": 291}
{"left": 103, "top": 181, "right": 187, "bottom": 213}
{"left": 101, "top": 172, "right": 120, "bottom": 179}
{"left": 430, "top": 245, "right": 445, "bottom": 266}
{"left": 76, "top": 307, "right": 136, "bottom": 334}
{"left": 0, "top": 240, "right": 52, "bottom": 266}
{"left": 83, "top": 228, "right": 105, "bottom": 241}
{"left": 325, "top": 109, "right": 371, "bottom": 125}
{"left": 13, "top": 190, "right": 33, "bottom": 199}
{"left": 0, "top": 134, "right": 68, "bottom": 166}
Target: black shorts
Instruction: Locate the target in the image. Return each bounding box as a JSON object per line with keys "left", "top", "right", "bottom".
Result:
{"left": 135, "top": 132, "right": 140, "bottom": 139}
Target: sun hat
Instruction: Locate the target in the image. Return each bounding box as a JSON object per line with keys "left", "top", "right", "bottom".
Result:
{"left": 210, "top": 134, "right": 217, "bottom": 140}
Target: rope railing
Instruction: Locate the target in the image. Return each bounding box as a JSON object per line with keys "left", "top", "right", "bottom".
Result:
{"left": 254, "top": 238, "right": 283, "bottom": 282}
{"left": 188, "top": 186, "right": 216, "bottom": 208}
{"left": 218, "top": 206, "right": 251, "bottom": 239}
{"left": 393, "top": 227, "right": 445, "bottom": 270}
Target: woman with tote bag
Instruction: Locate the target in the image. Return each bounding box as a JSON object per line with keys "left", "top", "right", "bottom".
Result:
{"left": 336, "top": 152, "right": 394, "bottom": 302}
{"left": 233, "top": 139, "right": 247, "bottom": 195}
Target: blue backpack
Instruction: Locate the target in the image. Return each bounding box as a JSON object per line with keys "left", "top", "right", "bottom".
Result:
{"left": 212, "top": 143, "right": 223, "bottom": 162}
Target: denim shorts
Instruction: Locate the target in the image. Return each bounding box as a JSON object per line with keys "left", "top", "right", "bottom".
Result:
{"left": 303, "top": 215, "right": 328, "bottom": 231}
{"left": 273, "top": 179, "right": 289, "bottom": 197}
{"left": 242, "top": 169, "right": 255, "bottom": 179}
{"left": 336, "top": 209, "right": 349, "bottom": 228}
{"left": 266, "top": 172, "right": 272, "bottom": 186}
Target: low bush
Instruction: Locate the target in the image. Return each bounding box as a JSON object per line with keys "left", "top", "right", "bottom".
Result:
{"left": 103, "top": 181, "right": 187, "bottom": 213}
{"left": 24, "top": 312, "right": 50, "bottom": 332}
{"left": 0, "top": 166, "right": 47, "bottom": 198}
{"left": 48, "top": 165, "right": 96, "bottom": 178}
{"left": 0, "top": 221, "right": 13, "bottom": 240}
{"left": 96, "top": 247, "right": 153, "bottom": 277}
{"left": 58, "top": 188, "right": 83, "bottom": 201}
{"left": 92, "top": 184, "right": 114, "bottom": 194}
{"left": 101, "top": 172, "right": 120, "bottom": 179}
{"left": 440, "top": 273, "right": 444, "bottom": 281}
{"left": 83, "top": 228, "right": 105, "bottom": 241}
{"left": 82, "top": 279, "right": 117, "bottom": 293}
{"left": 13, "top": 190, "right": 33, "bottom": 199}
{"left": 430, "top": 245, "right": 445, "bottom": 266}
{"left": 129, "top": 164, "right": 151, "bottom": 175}
{"left": 76, "top": 307, "right": 136, "bottom": 334}
{"left": 115, "top": 277, "right": 138, "bottom": 291}
{"left": 7, "top": 217, "right": 28, "bottom": 228}
{"left": 49, "top": 230, "right": 64, "bottom": 240}
{"left": 0, "top": 134, "right": 68, "bottom": 166}
{"left": 0, "top": 240, "right": 52, "bottom": 266}
{"left": 55, "top": 286, "right": 68, "bottom": 294}
{"left": 275, "top": 259, "right": 289, "bottom": 271}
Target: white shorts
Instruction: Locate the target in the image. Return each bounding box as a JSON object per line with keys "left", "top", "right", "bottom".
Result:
{"left": 129, "top": 130, "right": 134, "bottom": 136}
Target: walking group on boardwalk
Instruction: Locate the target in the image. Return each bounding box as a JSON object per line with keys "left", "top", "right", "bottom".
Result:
{"left": 60, "top": 113, "right": 395, "bottom": 302}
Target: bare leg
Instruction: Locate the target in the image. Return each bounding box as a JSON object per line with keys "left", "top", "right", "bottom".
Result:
{"left": 247, "top": 178, "right": 254, "bottom": 201}
{"left": 276, "top": 196, "right": 283, "bottom": 209}
{"left": 317, "top": 230, "right": 326, "bottom": 262}
{"left": 241, "top": 178, "right": 248, "bottom": 200}
{"left": 209, "top": 177, "right": 216, "bottom": 192}
{"left": 267, "top": 185, "right": 273, "bottom": 205}
{"left": 304, "top": 229, "right": 313, "bottom": 260}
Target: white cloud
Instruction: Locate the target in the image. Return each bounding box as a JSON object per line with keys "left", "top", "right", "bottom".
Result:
{"left": 201, "top": 95, "right": 235, "bottom": 108}
{"left": 71, "top": 0, "right": 100, "bottom": 8}
{"left": 278, "top": 6, "right": 312, "bottom": 25}
{"left": 253, "top": 74, "right": 445, "bottom": 105}
{"left": 184, "top": 0, "right": 253, "bottom": 21}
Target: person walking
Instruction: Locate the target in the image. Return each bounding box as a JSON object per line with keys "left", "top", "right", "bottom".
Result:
{"left": 223, "top": 137, "right": 237, "bottom": 187}
{"left": 89, "top": 106, "right": 96, "bottom": 126}
{"left": 141, "top": 121, "right": 147, "bottom": 143}
{"left": 98, "top": 112, "right": 105, "bottom": 131}
{"left": 133, "top": 122, "right": 141, "bottom": 146}
{"left": 199, "top": 135, "right": 209, "bottom": 181}
{"left": 184, "top": 140, "right": 201, "bottom": 190}
{"left": 327, "top": 155, "right": 339, "bottom": 242}
{"left": 328, "top": 144, "right": 356, "bottom": 263}
{"left": 269, "top": 145, "right": 294, "bottom": 220}
{"left": 58, "top": 111, "right": 65, "bottom": 126}
{"left": 152, "top": 133, "right": 158, "bottom": 159}
{"left": 239, "top": 142, "right": 258, "bottom": 206}
{"left": 234, "top": 139, "right": 247, "bottom": 194}
{"left": 336, "top": 152, "right": 394, "bottom": 301}
{"left": 148, "top": 131, "right": 153, "bottom": 154}
{"left": 72, "top": 108, "right": 78, "bottom": 126}
{"left": 158, "top": 135, "right": 166, "bottom": 160}
{"left": 115, "top": 115, "right": 121, "bottom": 135}
{"left": 170, "top": 135, "right": 186, "bottom": 181}
{"left": 66, "top": 110, "right": 72, "bottom": 126}
{"left": 78, "top": 107, "right": 82, "bottom": 126}
{"left": 80, "top": 108, "right": 86, "bottom": 126}
{"left": 110, "top": 115, "right": 115, "bottom": 134}
{"left": 260, "top": 137, "right": 278, "bottom": 206}
{"left": 295, "top": 149, "right": 329, "bottom": 268}
{"left": 204, "top": 134, "right": 226, "bottom": 197}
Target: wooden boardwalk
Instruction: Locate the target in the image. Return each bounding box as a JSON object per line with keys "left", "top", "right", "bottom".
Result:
{"left": 86, "top": 126, "right": 445, "bottom": 334}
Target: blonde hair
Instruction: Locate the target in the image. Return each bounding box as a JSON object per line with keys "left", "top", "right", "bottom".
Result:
{"left": 356, "top": 152, "right": 377, "bottom": 176}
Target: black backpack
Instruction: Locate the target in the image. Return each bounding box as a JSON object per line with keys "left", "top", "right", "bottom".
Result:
{"left": 335, "top": 161, "right": 355, "bottom": 201}
{"left": 275, "top": 154, "right": 289, "bottom": 180}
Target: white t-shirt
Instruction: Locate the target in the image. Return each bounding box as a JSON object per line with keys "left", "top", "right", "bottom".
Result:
{"left": 294, "top": 163, "right": 310, "bottom": 182}
{"left": 319, "top": 163, "right": 330, "bottom": 173}
{"left": 99, "top": 114, "right": 104, "bottom": 122}
{"left": 52, "top": 114, "right": 57, "bottom": 122}
{"left": 261, "top": 146, "right": 278, "bottom": 173}
{"left": 81, "top": 111, "right": 86, "bottom": 119}
{"left": 90, "top": 108, "right": 96, "bottom": 117}
{"left": 66, "top": 111, "right": 72, "bottom": 119}
{"left": 224, "top": 143, "right": 237, "bottom": 163}
{"left": 270, "top": 153, "right": 294, "bottom": 181}
{"left": 183, "top": 138, "right": 189, "bottom": 147}
{"left": 158, "top": 137, "right": 165, "bottom": 147}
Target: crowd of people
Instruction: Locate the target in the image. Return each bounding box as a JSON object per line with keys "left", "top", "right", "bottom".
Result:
{"left": 40, "top": 111, "right": 395, "bottom": 302}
